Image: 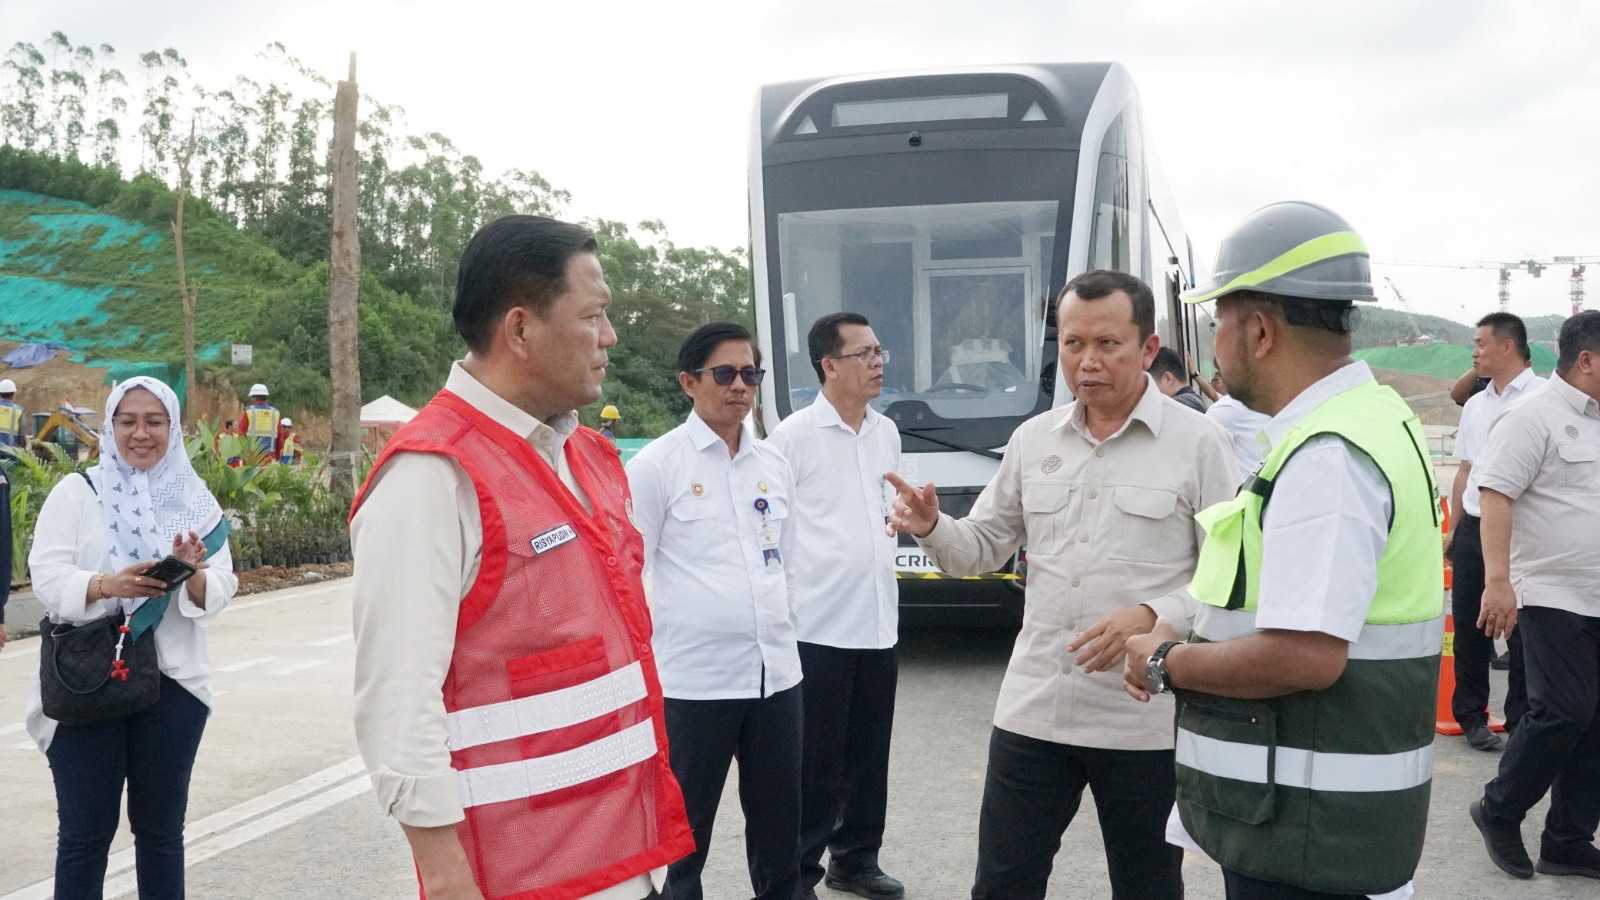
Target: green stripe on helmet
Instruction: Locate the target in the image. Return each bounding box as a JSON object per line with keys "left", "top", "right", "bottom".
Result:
{"left": 1182, "top": 230, "right": 1369, "bottom": 305}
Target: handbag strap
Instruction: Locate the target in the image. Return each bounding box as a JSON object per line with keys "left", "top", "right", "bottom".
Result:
{"left": 48, "top": 619, "right": 115, "bottom": 696}
{"left": 79, "top": 470, "right": 96, "bottom": 493}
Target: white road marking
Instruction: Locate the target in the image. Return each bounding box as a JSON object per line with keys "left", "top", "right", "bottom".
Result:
{"left": 0, "top": 757, "right": 368, "bottom": 900}
{"left": 104, "top": 777, "right": 373, "bottom": 899}
{"left": 0, "top": 642, "right": 41, "bottom": 663}
{"left": 271, "top": 659, "right": 328, "bottom": 677}
{"left": 0, "top": 722, "right": 26, "bottom": 737}
{"left": 216, "top": 656, "right": 279, "bottom": 673}
{"left": 309, "top": 633, "right": 352, "bottom": 647}
{"left": 8, "top": 739, "right": 34, "bottom": 751}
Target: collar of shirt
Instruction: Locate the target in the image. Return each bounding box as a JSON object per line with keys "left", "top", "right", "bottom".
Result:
{"left": 1550, "top": 373, "right": 1600, "bottom": 418}
{"left": 810, "top": 390, "right": 883, "bottom": 435}
{"left": 1261, "top": 361, "right": 1375, "bottom": 447}
{"left": 1056, "top": 373, "right": 1166, "bottom": 443}
{"left": 685, "top": 409, "right": 758, "bottom": 459}
{"left": 1487, "top": 366, "right": 1539, "bottom": 400}
{"left": 444, "top": 361, "right": 578, "bottom": 464}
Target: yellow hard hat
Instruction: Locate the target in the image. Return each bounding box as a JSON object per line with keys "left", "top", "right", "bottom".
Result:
{"left": 600, "top": 404, "right": 621, "bottom": 421}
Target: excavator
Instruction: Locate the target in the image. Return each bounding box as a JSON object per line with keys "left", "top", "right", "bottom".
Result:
{"left": 29, "top": 404, "right": 100, "bottom": 460}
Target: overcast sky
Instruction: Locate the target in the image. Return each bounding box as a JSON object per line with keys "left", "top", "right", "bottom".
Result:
{"left": 12, "top": 0, "right": 1600, "bottom": 325}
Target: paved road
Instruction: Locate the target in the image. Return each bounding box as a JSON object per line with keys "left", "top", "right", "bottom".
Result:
{"left": 0, "top": 579, "right": 1587, "bottom": 898}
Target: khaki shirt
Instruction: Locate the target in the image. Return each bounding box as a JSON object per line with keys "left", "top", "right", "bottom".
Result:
{"left": 1477, "top": 374, "right": 1600, "bottom": 618}
{"left": 919, "top": 376, "right": 1238, "bottom": 749}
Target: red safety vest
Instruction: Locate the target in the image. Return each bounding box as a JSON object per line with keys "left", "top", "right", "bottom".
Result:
{"left": 351, "top": 389, "right": 693, "bottom": 900}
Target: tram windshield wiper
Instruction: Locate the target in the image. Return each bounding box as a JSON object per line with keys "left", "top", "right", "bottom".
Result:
{"left": 899, "top": 426, "right": 1004, "bottom": 461}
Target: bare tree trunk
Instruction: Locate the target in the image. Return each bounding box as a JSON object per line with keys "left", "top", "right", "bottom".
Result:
{"left": 327, "top": 54, "right": 364, "bottom": 492}
{"left": 173, "top": 121, "right": 198, "bottom": 426}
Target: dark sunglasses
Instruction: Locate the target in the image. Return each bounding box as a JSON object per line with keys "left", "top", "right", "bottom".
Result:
{"left": 693, "top": 365, "right": 766, "bottom": 387}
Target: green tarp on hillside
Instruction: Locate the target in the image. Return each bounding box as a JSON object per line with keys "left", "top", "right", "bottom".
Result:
{"left": 1354, "top": 343, "right": 1556, "bottom": 379}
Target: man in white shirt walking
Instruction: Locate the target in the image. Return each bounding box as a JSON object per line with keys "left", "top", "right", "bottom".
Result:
{"left": 767, "top": 312, "right": 905, "bottom": 900}
{"left": 888, "top": 270, "right": 1237, "bottom": 899}
{"left": 1205, "top": 386, "right": 1271, "bottom": 477}
{"left": 1449, "top": 312, "right": 1543, "bottom": 750}
{"left": 626, "top": 321, "right": 804, "bottom": 900}
{"left": 1470, "top": 310, "right": 1600, "bottom": 881}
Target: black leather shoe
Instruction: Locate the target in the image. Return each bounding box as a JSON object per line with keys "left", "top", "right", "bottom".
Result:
{"left": 1537, "top": 840, "right": 1600, "bottom": 879}
{"left": 1471, "top": 798, "right": 1534, "bottom": 879}
{"left": 1465, "top": 723, "right": 1504, "bottom": 752}
{"left": 824, "top": 866, "right": 906, "bottom": 899}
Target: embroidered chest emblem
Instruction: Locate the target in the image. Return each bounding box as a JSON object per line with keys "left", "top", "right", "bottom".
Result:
{"left": 1567, "top": 425, "right": 1581, "bottom": 439}
{"left": 1041, "top": 455, "right": 1063, "bottom": 475}
{"left": 531, "top": 523, "right": 579, "bottom": 555}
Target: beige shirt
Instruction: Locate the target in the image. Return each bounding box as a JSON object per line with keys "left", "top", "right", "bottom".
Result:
{"left": 918, "top": 376, "right": 1238, "bottom": 749}
{"left": 350, "top": 363, "right": 662, "bottom": 900}
{"left": 1477, "top": 374, "right": 1600, "bottom": 618}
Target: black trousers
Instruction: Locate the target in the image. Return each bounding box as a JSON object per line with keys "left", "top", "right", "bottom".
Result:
{"left": 664, "top": 685, "right": 802, "bottom": 900}
{"left": 46, "top": 676, "right": 209, "bottom": 900}
{"left": 970, "top": 728, "right": 1183, "bottom": 900}
{"left": 797, "top": 642, "right": 898, "bottom": 888}
{"left": 1221, "top": 869, "right": 1364, "bottom": 900}
{"left": 1450, "top": 514, "right": 1527, "bottom": 731}
{"left": 1483, "top": 606, "right": 1600, "bottom": 851}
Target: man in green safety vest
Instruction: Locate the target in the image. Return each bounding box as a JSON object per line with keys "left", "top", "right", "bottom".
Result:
{"left": 1120, "top": 201, "right": 1444, "bottom": 899}
{"left": 0, "top": 379, "right": 26, "bottom": 448}
{"left": 238, "top": 383, "right": 281, "bottom": 458}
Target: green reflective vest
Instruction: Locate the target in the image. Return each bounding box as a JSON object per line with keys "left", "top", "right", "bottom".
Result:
{"left": 1176, "top": 378, "right": 1444, "bottom": 895}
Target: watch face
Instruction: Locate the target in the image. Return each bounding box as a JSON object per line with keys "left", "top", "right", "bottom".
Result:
{"left": 1144, "top": 660, "right": 1164, "bottom": 694}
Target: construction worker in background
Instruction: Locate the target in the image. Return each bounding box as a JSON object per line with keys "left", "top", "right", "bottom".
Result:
{"left": 277, "top": 418, "right": 302, "bottom": 465}
{"left": 0, "top": 379, "right": 27, "bottom": 448}
{"left": 600, "top": 404, "right": 622, "bottom": 443}
{"left": 1148, "top": 347, "right": 1209, "bottom": 413}
{"left": 238, "top": 384, "right": 280, "bottom": 459}
{"left": 1122, "top": 201, "right": 1444, "bottom": 899}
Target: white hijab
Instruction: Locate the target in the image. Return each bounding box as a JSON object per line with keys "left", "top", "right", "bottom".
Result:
{"left": 93, "top": 377, "right": 224, "bottom": 607}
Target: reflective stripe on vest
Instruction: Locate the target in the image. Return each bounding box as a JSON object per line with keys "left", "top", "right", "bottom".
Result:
{"left": 1194, "top": 605, "right": 1444, "bottom": 661}
{"left": 445, "top": 661, "right": 648, "bottom": 751}
{"left": 0, "top": 403, "right": 19, "bottom": 435}
{"left": 1176, "top": 728, "right": 1434, "bottom": 794}
{"left": 458, "top": 719, "right": 659, "bottom": 809}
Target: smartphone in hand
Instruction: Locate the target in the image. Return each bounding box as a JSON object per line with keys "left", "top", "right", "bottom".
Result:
{"left": 145, "top": 555, "right": 198, "bottom": 591}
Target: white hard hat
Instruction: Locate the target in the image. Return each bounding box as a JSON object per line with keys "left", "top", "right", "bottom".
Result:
{"left": 281, "top": 417, "right": 292, "bottom": 426}
{"left": 249, "top": 383, "right": 269, "bottom": 397}
{"left": 0, "top": 378, "right": 15, "bottom": 393}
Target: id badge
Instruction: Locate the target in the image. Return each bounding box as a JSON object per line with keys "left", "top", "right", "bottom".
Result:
{"left": 758, "top": 522, "right": 782, "bottom": 572}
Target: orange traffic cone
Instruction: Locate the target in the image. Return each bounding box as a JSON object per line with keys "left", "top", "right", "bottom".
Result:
{"left": 1434, "top": 563, "right": 1508, "bottom": 736}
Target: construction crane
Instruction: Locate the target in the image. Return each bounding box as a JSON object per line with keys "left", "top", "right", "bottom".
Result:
{"left": 1552, "top": 256, "right": 1600, "bottom": 317}
{"left": 1381, "top": 276, "right": 1426, "bottom": 342}
{"left": 1379, "top": 258, "right": 1547, "bottom": 312}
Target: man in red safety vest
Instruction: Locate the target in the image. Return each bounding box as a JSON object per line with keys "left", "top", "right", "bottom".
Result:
{"left": 349, "top": 215, "right": 693, "bottom": 899}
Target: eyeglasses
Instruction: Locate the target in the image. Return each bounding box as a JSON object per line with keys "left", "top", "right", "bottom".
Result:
{"left": 831, "top": 347, "right": 890, "bottom": 365}
{"left": 693, "top": 365, "right": 766, "bottom": 387}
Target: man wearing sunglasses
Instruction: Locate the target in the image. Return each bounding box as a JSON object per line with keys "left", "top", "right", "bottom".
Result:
{"left": 768, "top": 312, "right": 906, "bottom": 900}
{"left": 625, "top": 321, "right": 804, "bottom": 900}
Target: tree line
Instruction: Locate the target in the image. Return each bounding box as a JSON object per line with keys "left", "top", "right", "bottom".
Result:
{"left": 1, "top": 32, "right": 752, "bottom": 436}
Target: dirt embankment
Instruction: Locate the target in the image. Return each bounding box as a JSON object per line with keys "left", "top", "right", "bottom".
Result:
{"left": 1371, "top": 368, "right": 1462, "bottom": 427}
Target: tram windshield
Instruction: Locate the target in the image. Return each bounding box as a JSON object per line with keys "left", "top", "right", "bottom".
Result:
{"left": 775, "top": 200, "right": 1057, "bottom": 420}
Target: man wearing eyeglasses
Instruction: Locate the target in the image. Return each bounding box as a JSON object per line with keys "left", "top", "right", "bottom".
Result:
{"left": 625, "top": 321, "right": 804, "bottom": 900}
{"left": 767, "top": 312, "right": 905, "bottom": 900}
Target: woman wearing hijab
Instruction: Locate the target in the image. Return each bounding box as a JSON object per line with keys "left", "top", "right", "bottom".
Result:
{"left": 26, "top": 376, "right": 237, "bottom": 899}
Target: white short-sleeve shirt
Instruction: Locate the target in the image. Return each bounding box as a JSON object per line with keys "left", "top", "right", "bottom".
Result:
{"left": 1455, "top": 366, "right": 1544, "bottom": 517}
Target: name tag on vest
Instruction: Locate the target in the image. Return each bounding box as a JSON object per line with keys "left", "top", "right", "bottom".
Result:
{"left": 531, "top": 523, "right": 578, "bottom": 555}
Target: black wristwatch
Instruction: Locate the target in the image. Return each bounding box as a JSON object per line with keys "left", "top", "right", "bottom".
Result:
{"left": 1144, "top": 640, "right": 1184, "bottom": 695}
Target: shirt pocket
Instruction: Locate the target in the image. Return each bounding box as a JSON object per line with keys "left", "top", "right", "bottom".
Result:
{"left": 1107, "top": 485, "right": 1186, "bottom": 564}
{"left": 1021, "top": 479, "right": 1074, "bottom": 555}
{"left": 1557, "top": 440, "right": 1600, "bottom": 493}
{"left": 1176, "top": 695, "right": 1278, "bottom": 826}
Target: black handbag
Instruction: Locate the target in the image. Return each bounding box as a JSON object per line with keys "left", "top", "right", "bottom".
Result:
{"left": 40, "top": 608, "right": 162, "bottom": 726}
{"left": 38, "top": 471, "right": 165, "bottom": 727}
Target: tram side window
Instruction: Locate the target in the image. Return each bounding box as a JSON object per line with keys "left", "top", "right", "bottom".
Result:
{"left": 1088, "top": 112, "right": 1130, "bottom": 272}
